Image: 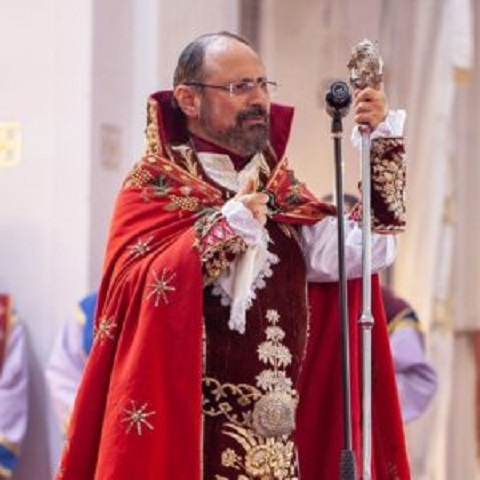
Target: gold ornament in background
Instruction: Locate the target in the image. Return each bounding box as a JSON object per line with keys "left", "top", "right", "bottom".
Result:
{"left": 0, "top": 122, "right": 22, "bottom": 168}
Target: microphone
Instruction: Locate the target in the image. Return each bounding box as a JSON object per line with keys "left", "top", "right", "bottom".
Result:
{"left": 325, "top": 81, "right": 352, "bottom": 119}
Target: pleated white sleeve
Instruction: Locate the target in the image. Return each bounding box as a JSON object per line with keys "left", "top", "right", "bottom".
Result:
{"left": 301, "top": 215, "right": 397, "bottom": 282}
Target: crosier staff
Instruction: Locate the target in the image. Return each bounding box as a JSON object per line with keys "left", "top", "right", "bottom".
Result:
{"left": 347, "top": 39, "right": 384, "bottom": 480}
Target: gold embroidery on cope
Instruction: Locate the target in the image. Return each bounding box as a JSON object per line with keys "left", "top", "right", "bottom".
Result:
{"left": 121, "top": 400, "right": 156, "bottom": 435}
{"left": 124, "top": 162, "right": 155, "bottom": 189}
{"left": 127, "top": 236, "right": 154, "bottom": 259}
{"left": 146, "top": 267, "right": 176, "bottom": 306}
{"left": 94, "top": 316, "right": 118, "bottom": 345}
{"left": 171, "top": 144, "right": 200, "bottom": 178}
{"left": 145, "top": 100, "right": 161, "bottom": 156}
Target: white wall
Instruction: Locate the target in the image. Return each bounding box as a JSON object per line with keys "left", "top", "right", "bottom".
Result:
{"left": 89, "top": 0, "right": 137, "bottom": 289}
{"left": 261, "top": 0, "right": 398, "bottom": 198}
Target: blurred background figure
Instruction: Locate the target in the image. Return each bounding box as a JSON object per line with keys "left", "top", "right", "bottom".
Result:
{"left": 45, "top": 293, "right": 97, "bottom": 433}
{"left": 0, "top": 294, "right": 28, "bottom": 479}
{"left": 381, "top": 285, "right": 437, "bottom": 423}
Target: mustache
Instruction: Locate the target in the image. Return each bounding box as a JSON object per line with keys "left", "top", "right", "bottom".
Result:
{"left": 236, "top": 105, "right": 269, "bottom": 123}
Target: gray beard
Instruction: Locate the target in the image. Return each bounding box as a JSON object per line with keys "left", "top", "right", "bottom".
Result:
{"left": 198, "top": 105, "right": 270, "bottom": 157}
{"left": 217, "top": 122, "right": 269, "bottom": 157}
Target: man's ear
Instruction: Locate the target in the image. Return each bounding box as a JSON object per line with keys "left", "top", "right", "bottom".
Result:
{"left": 173, "top": 85, "right": 200, "bottom": 119}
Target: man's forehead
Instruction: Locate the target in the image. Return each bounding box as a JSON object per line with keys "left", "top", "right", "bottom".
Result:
{"left": 202, "top": 37, "right": 263, "bottom": 76}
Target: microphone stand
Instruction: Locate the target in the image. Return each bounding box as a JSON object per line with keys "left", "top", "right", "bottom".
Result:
{"left": 326, "top": 82, "right": 357, "bottom": 480}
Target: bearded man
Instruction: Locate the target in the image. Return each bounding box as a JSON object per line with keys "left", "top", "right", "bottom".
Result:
{"left": 57, "top": 32, "right": 410, "bottom": 479}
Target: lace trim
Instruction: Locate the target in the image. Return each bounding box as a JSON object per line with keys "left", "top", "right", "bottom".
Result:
{"left": 211, "top": 251, "right": 280, "bottom": 333}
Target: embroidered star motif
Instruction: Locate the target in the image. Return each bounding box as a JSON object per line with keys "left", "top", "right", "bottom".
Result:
{"left": 146, "top": 268, "right": 176, "bottom": 306}
{"left": 94, "top": 316, "right": 118, "bottom": 344}
{"left": 127, "top": 236, "right": 154, "bottom": 259}
{"left": 121, "top": 400, "right": 156, "bottom": 435}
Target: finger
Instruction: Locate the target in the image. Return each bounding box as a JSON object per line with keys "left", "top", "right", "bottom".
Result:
{"left": 354, "top": 101, "right": 373, "bottom": 114}
{"left": 253, "top": 209, "right": 267, "bottom": 226}
{"left": 241, "top": 192, "right": 268, "bottom": 207}
{"left": 237, "top": 175, "right": 259, "bottom": 196}
{"left": 354, "top": 113, "right": 376, "bottom": 127}
{"left": 254, "top": 193, "right": 269, "bottom": 204}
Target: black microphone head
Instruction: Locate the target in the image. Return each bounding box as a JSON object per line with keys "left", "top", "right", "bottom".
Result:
{"left": 325, "top": 81, "right": 352, "bottom": 118}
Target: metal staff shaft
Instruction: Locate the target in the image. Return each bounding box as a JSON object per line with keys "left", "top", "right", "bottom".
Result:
{"left": 347, "top": 37, "right": 383, "bottom": 480}
{"left": 359, "top": 129, "right": 374, "bottom": 480}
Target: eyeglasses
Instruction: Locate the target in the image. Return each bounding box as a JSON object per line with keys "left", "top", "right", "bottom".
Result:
{"left": 184, "top": 78, "right": 279, "bottom": 96}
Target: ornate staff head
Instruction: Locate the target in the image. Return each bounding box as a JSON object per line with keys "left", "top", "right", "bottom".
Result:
{"left": 347, "top": 39, "right": 383, "bottom": 90}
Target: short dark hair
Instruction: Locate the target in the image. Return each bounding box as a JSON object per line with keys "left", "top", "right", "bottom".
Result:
{"left": 173, "top": 31, "right": 252, "bottom": 87}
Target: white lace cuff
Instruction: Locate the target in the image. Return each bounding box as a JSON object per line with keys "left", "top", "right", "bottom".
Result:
{"left": 351, "top": 109, "right": 406, "bottom": 149}
{"left": 221, "top": 198, "right": 264, "bottom": 246}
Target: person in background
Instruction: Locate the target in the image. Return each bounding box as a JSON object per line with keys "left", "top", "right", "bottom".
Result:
{"left": 45, "top": 292, "right": 97, "bottom": 433}
{"left": 57, "top": 31, "right": 410, "bottom": 479}
{"left": 0, "top": 294, "right": 28, "bottom": 479}
{"left": 381, "top": 285, "right": 437, "bottom": 422}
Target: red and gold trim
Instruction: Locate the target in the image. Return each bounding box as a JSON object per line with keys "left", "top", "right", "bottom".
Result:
{"left": 194, "top": 210, "right": 248, "bottom": 284}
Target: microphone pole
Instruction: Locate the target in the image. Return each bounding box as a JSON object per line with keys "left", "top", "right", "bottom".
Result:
{"left": 325, "top": 81, "right": 357, "bottom": 480}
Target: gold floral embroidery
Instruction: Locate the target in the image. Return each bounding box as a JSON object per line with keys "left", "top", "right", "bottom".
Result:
{"left": 171, "top": 145, "right": 200, "bottom": 178}
{"left": 203, "top": 377, "right": 262, "bottom": 425}
{"left": 370, "top": 137, "right": 406, "bottom": 233}
{"left": 124, "top": 162, "right": 155, "bottom": 189}
{"left": 168, "top": 194, "right": 199, "bottom": 212}
{"left": 212, "top": 309, "right": 299, "bottom": 478}
{"left": 252, "top": 309, "right": 296, "bottom": 438}
{"left": 222, "top": 424, "right": 298, "bottom": 479}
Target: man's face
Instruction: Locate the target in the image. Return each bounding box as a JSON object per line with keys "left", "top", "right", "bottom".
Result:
{"left": 191, "top": 40, "right": 271, "bottom": 157}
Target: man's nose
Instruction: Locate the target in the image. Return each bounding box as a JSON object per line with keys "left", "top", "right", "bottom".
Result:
{"left": 246, "top": 83, "right": 269, "bottom": 106}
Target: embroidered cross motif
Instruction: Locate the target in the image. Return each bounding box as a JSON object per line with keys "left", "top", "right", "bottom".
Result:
{"left": 146, "top": 267, "right": 176, "bottom": 306}
{"left": 127, "top": 236, "right": 154, "bottom": 259}
{"left": 121, "top": 400, "right": 156, "bottom": 435}
{"left": 94, "top": 316, "right": 118, "bottom": 344}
